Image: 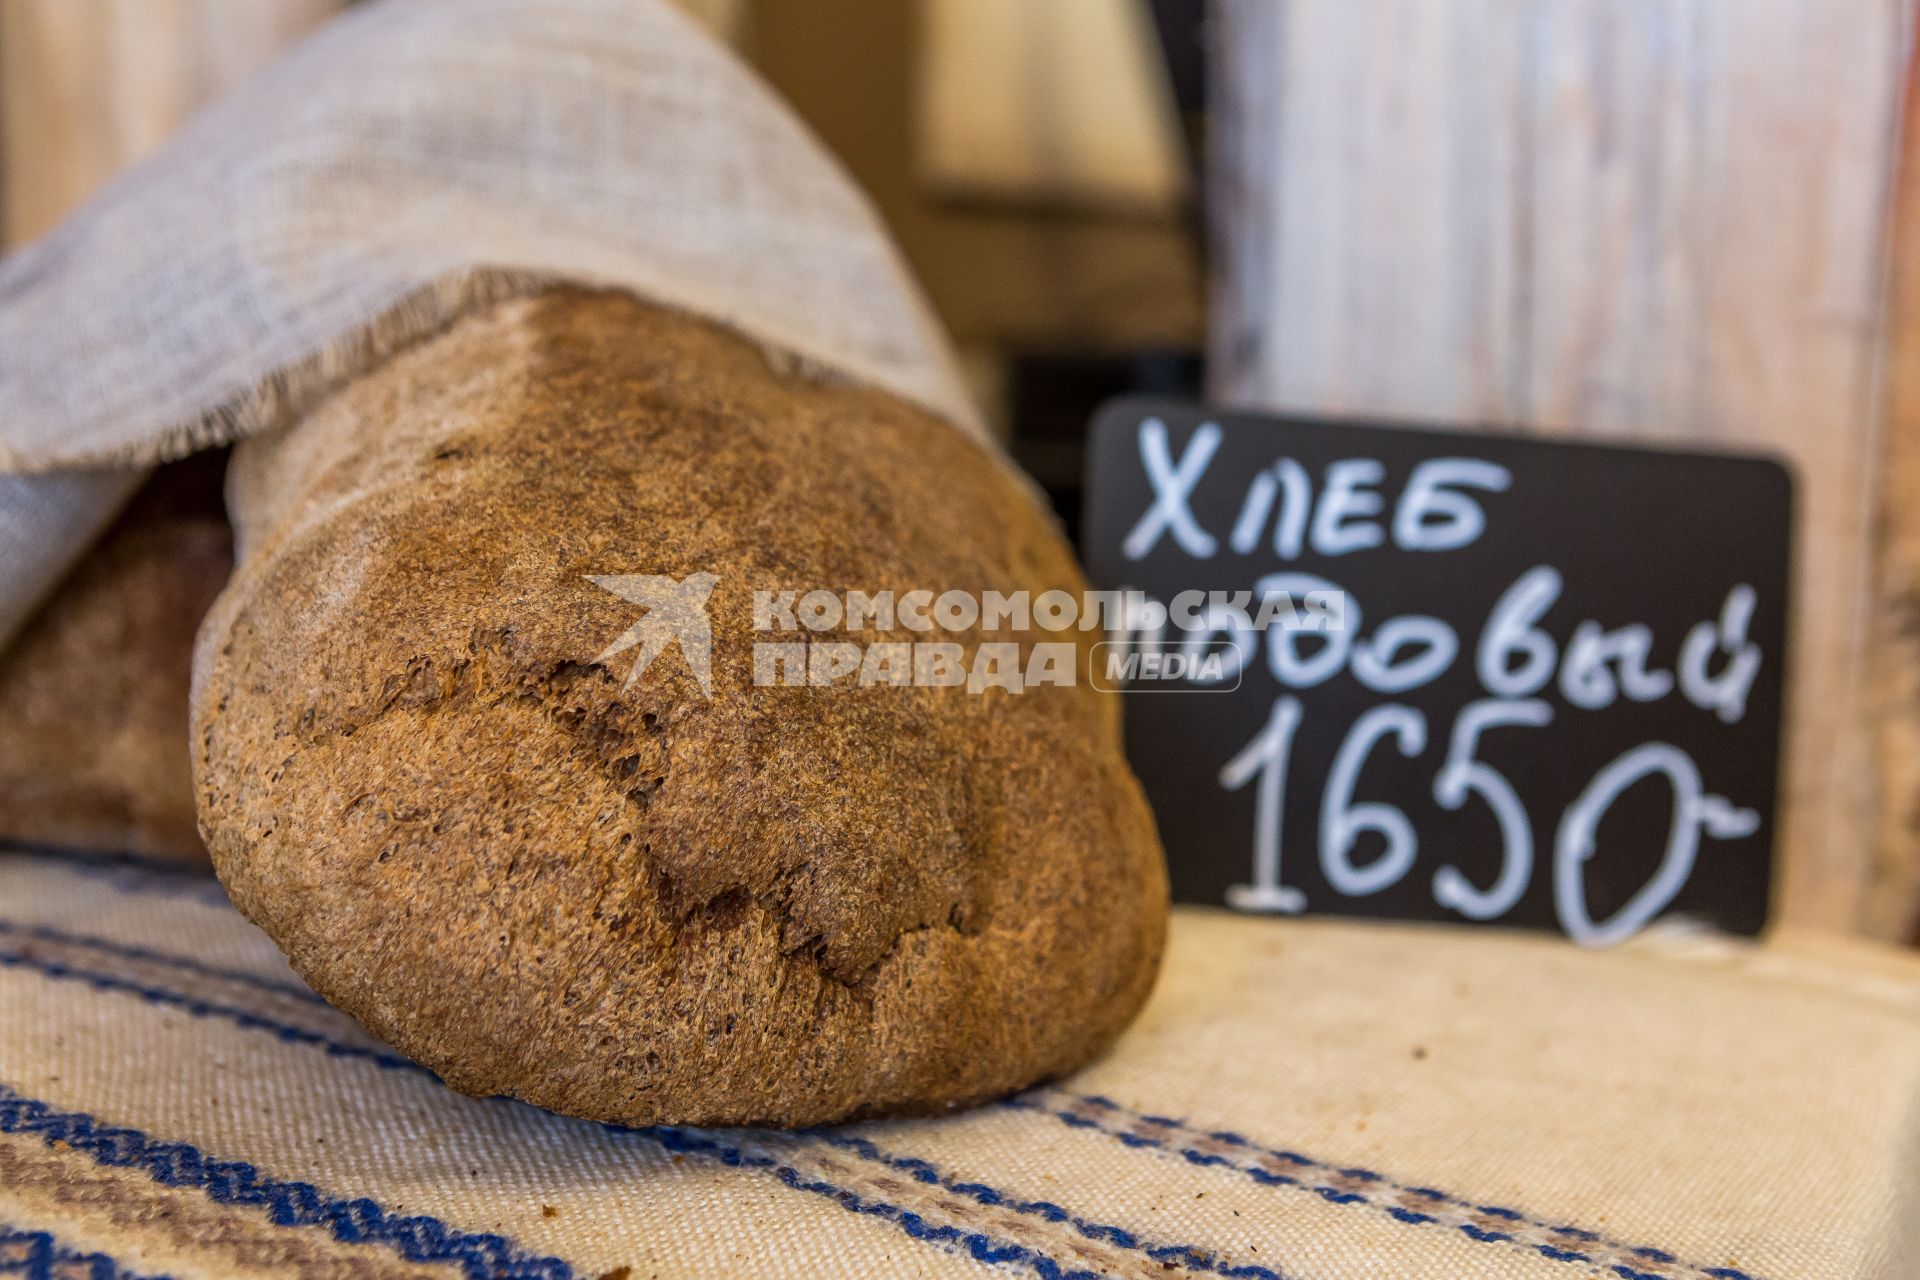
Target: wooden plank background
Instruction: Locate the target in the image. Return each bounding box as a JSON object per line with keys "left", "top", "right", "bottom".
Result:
{"left": 917, "top": 0, "right": 1188, "bottom": 215}
{"left": 1866, "top": 52, "right": 1920, "bottom": 943}
{"left": 1210, "top": 0, "right": 1919, "bottom": 939}
{"left": 0, "top": 0, "right": 338, "bottom": 245}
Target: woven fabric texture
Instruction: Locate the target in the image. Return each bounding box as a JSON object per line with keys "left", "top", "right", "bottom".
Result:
{"left": 0, "top": 0, "right": 975, "bottom": 646}
{"left": 2, "top": 850, "right": 1913, "bottom": 1279}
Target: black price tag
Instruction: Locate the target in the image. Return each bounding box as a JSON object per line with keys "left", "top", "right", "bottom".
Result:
{"left": 1081, "top": 397, "right": 1792, "bottom": 942}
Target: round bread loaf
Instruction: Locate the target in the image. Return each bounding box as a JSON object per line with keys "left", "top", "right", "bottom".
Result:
{"left": 192, "top": 288, "right": 1167, "bottom": 1126}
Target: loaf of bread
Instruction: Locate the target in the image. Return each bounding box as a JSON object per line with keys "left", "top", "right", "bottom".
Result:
{"left": 0, "top": 457, "right": 231, "bottom": 863}
{"left": 192, "top": 288, "right": 1167, "bottom": 1126}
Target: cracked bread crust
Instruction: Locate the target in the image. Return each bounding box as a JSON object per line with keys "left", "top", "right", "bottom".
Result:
{"left": 191, "top": 288, "right": 1167, "bottom": 1126}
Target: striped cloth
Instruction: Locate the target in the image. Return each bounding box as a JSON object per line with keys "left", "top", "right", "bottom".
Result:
{"left": 1, "top": 849, "right": 1913, "bottom": 1279}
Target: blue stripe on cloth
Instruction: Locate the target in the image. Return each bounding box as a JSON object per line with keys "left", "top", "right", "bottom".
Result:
{"left": 643, "top": 1126, "right": 1112, "bottom": 1280}
{"left": 0, "top": 1081, "right": 1111, "bottom": 1280}
{"left": 0, "top": 1221, "right": 168, "bottom": 1280}
{"left": 808, "top": 1130, "right": 1291, "bottom": 1280}
{"left": 1009, "top": 1092, "right": 1764, "bottom": 1280}
{"left": 6, "top": 918, "right": 1300, "bottom": 1277}
{"left": 0, "top": 945, "right": 423, "bottom": 1074}
{"left": 2, "top": 866, "right": 1747, "bottom": 1280}
{"left": 0, "top": 844, "right": 229, "bottom": 907}
{"left": 0, "top": 919, "right": 325, "bottom": 1006}
{"left": 0, "top": 949, "right": 1109, "bottom": 1279}
{"left": 0, "top": 1088, "right": 571, "bottom": 1280}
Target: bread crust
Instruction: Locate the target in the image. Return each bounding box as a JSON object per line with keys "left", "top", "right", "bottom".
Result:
{"left": 0, "top": 458, "right": 231, "bottom": 863}
{"left": 192, "top": 289, "right": 1167, "bottom": 1127}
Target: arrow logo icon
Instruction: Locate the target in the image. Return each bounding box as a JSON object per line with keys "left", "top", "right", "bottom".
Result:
{"left": 587, "top": 572, "right": 717, "bottom": 697}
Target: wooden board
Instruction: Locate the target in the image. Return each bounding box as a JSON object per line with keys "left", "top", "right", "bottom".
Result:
{"left": 916, "top": 0, "right": 1188, "bottom": 214}
{"left": 1209, "top": 0, "right": 1917, "bottom": 939}
{"left": 748, "top": 0, "right": 1202, "bottom": 356}
{"left": 1, "top": 0, "right": 339, "bottom": 245}
{"left": 1864, "top": 43, "right": 1920, "bottom": 944}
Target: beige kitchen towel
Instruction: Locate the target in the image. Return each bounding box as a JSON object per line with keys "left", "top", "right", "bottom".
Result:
{"left": 1, "top": 847, "right": 1913, "bottom": 1279}
{"left": 0, "top": 0, "right": 976, "bottom": 646}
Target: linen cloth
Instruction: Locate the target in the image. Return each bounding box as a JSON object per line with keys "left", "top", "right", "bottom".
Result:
{"left": 0, "top": 0, "right": 976, "bottom": 647}
{"left": 1, "top": 848, "right": 1914, "bottom": 1280}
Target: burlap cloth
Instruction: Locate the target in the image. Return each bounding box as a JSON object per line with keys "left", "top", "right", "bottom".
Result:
{"left": 0, "top": 0, "right": 976, "bottom": 649}
{"left": 0, "top": 1, "right": 1915, "bottom": 1276}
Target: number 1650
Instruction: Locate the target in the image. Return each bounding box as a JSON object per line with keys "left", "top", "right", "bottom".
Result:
{"left": 1219, "top": 696, "right": 1760, "bottom": 945}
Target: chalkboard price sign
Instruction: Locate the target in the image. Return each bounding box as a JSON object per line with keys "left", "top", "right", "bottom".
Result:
{"left": 1082, "top": 398, "right": 1792, "bottom": 942}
